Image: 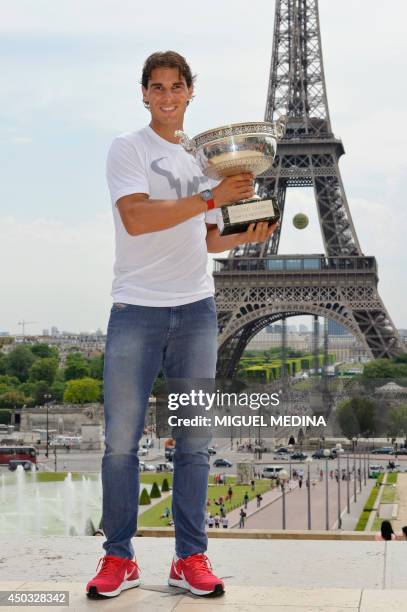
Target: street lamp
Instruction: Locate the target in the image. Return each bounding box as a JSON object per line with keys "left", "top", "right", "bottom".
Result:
{"left": 279, "top": 469, "right": 289, "bottom": 530}
{"left": 359, "top": 449, "right": 362, "bottom": 493}
{"left": 335, "top": 443, "right": 343, "bottom": 529}
{"left": 352, "top": 437, "right": 357, "bottom": 503}
{"left": 346, "top": 447, "right": 350, "bottom": 514}
{"left": 323, "top": 448, "right": 330, "bottom": 530}
{"left": 305, "top": 455, "right": 313, "bottom": 530}
{"left": 44, "top": 393, "right": 52, "bottom": 458}
{"left": 288, "top": 443, "right": 294, "bottom": 480}
{"left": 363, "top": 450, "right": 367, "bottom": 486}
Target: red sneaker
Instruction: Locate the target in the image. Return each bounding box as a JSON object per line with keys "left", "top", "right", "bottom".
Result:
{"left": 168, "top": 553, "right": 224, "bottom": 596}
{"left": 86, "top": 555, "right": 140, "bottom": 598}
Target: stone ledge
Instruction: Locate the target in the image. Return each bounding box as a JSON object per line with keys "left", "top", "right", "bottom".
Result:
{"left": 136, "top": 527, "right": 377, "bottom": 540}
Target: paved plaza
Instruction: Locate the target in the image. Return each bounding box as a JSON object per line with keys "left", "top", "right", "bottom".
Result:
{"left": 1, "top": 536, "right": 407, "bottom": 610}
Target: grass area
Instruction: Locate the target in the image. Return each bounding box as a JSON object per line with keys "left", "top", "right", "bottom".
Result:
{"left": 355, "top": 474, "right": 384, "bottom": 531}
{"left": 138, "top": 495, "right": 173, "bottom": 528}
{"left": 137, "top": 478, "right": 273, "bottom": 527}
{"left": 387, "top": 472, "right": 398, "bottom": 485}
{"left": 140, "top": 473, "right": 173, "bottom": 486}
{"left": 381, "top": 485, "right": 397, "bottom": 504}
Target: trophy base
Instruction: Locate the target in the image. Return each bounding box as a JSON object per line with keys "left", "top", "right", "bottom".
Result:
{"left": 217, "top": 196, "right": 280, "bottom": 236}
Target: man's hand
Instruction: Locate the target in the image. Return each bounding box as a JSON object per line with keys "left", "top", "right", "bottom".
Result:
{"left": 212, "top": 173, "right": 254, "bottom": 207}
{"left": 239, "top": 221, "right": 278, "bottom": 245}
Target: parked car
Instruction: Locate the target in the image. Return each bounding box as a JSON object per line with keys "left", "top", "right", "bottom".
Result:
{"left": 291, "top": 452, "right": 308, "bottom": 461}
{"left": 208, "top": 447, "right": 217, "bottom": 455}
{"left": 368, "top": 464, "right": 385, "bottom": 478}
{"left": 275, "top": 447, "right": 289, "bottom": 455}
{"left": 273, "top": 454, "right": 289, "bottom": 461}
{"left": 312, "top": 449, "right": 334, "bottom": 460}
{"left": 213, "top": 458, "right": 232, "bottom": 468}
{"left": 262, "top": 465, "right": 285, "bottom": 479}
{"left": 395, "top": 448, "right": 407, "bottom": 456}
{"left": 139, "top": 461, "right": 155, "bottom": 472}
{"left": 371, "top": 447, "right": 394, "bottom": 455}
{"left": 156, "top": 462, "right": 173, "bottom": 472}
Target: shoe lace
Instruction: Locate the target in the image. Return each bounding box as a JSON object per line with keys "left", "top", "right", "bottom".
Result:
{"left": 184, "top": 553, "right": 213, "bottom": 576}
{"left": 95, "top": 556, "right": 138, "bottom": 576}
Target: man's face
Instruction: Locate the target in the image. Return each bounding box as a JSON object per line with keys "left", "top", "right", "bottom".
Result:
{"left": 142, "top": 67, "right": 192, "bottom": 128}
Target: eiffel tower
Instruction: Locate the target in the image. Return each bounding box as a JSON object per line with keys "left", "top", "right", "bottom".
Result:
{"left": 214, "top": 0, "right": 403, "bottom": 378}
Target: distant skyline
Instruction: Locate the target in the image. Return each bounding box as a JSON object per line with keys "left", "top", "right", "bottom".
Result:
{"left": 1, "top": 0, "right": 406, "bottom": 334}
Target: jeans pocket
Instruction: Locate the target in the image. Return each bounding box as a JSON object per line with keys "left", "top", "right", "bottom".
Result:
{"left": 111, "top": 302, "right": 131, "bottom": 313}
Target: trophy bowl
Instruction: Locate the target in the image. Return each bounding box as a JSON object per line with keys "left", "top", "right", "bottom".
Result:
{"left": 176, "top": 119, "right": 285, "bottom": 235}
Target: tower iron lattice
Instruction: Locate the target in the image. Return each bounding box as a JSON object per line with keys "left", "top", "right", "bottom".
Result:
{"left": 214, "top": 0, "right": 402, "bottom": 378}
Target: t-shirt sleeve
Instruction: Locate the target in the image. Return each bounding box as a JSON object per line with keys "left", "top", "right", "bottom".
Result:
{"left": 106, "top": 136, "right": 150, "bottom": 206}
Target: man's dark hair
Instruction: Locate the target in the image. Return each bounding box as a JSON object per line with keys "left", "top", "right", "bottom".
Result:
{"left": 381, "top": 520, "right": 395, "bottom": 541}
{"left": 141, "top": 51, "right": 195, "bottom": 88}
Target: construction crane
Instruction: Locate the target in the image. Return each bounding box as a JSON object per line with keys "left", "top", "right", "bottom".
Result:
{"left": 18, "top": 320, "right": 37, "bottom": 339}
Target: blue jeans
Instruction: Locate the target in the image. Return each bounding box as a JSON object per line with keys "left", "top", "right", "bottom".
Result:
{"left": 102, "top": 297, "right": 217, "bottom": 559}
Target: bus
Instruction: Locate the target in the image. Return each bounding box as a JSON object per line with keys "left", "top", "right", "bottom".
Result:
{"left": 0, "top": 446, "right": 38, "bottom": 466}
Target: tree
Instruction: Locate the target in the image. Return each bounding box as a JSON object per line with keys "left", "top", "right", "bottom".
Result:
{"left": 161, "top": 478, "right": 170, "bottom": 492}
{"left": 50, "top": 381, "right": 65, "bottom": 403}
{"left": 30, "top": 343, "right": 59, "bottom": 360}
{"left": 150, "top": 481, "right": 162, "bottom": 498}
{"left": 63, "top": 378, "right": 101, "bottom": 404}
{"left": 31, "top": 381, "right": 52, "bottom": 406}
{"left": 394, "top": 353, "right": 407, "bottom": 365}
{"left": 4, "top": 346, "right": 35, "bottom": 382}
{"left": 336, "top": 396, "right": 378, "bottom": 439}
{"left": 64, "top": 353, "right": 90, "bottom": 381}
{"left": 29, "top": 357, "right": 58, "bottom": 385}
{"left": 363, "top": 358, "right": 407, "bottom": 380}
{"left": 388, "top": 405, "right": 407, "bottom": 437}
{"left": 89, "top": 354, "right": 104, "bottom": 380}
{"left": 139, "top": 488, "right": 151, "bottom": 505}
{"left": 0, "top": 390, "right": 28, "bottom": 409}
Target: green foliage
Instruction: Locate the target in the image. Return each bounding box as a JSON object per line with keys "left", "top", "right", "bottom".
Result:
{"left": 150, "top": 481, "right": 162, "bottom": 498}
{"left": 29, "top": 357, "right": 58, "bottom": 385}
{"left": 394, "top": 353, "right": 407, "bottom": 364}
{"left": 139, "top": 488, "right": 151, "bottom": 505}
{"left": 0, "top": 390, "right": 28, "bottom": 408}
{"left": 388, "top": 405, "right": 407, "bottom": 437}
{"left": 88, "top": 355, "right": 104, "bottom": 380}
{"left": 64, "top": 353, "right": 90, "bottom": 381}
{"left": 161, "top": 478, "right": 170, "bottom": 492}
{"left": 4, "top": 346, "right": 35, "bottom": 382}
{"left": 0, "top": 375, "right": 20, "bottom": 389}
{"left": 336, "top": 396, "right": 378, "bottom": 438}
{"left": 0, "top": 408, "right": 12, "bottom": 425}
{"left": 31, "top": 380, "right": 52, "bottom": 405}
{"left": 30, "top": 343, "right": 59, "bottom": 360}
{"left": 63, "top": 377, "right": 101, "bottom": 404}
{"left": 362, "top": 358, "right": 407, "bottom": 379}
{"left": 50, "top": 381, "right": 65, "bottom": 403}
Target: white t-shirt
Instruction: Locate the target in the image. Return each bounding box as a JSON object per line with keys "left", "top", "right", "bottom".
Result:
{"left": 106, "top": 126, "right": 219, "bottom": 306}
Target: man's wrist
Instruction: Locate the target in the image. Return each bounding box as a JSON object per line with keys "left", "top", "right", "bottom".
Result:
{"left": 199, "top": 189, "right": 215, "bottom": 210}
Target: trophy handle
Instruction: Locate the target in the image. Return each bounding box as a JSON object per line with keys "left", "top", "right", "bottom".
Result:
{"left": 174, "top": 130, "right": 197, "bottom": 154}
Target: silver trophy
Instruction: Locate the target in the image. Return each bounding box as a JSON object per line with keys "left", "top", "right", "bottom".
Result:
{"left": 175, "top": 118, "right": 286, "bottom": 235}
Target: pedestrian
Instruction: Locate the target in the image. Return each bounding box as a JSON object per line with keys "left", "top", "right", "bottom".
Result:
{"left": 214, "top": 515, "right": 220, "bottom": 528}
{"left": 239, "top": 508, "right": 246, "bottom": 528}
{"left": 227, "top": 486, "right": 233, "bottom": 502}
{"left": 243, "top": 492, "right": 249, "bottom": 509}
{"left": 222, "top": 516, "right": 229, "bottom": 529}
{"left": 256, "top": 493, "right": 263, "bottom": 508}
{"left": 85, "top": 50, "right": 275, "bottom": 601}
{"left": 375, "top": 520, "right": 396, "bottom": 541}
{"left": 319, "top": 469, "right": 323, "bottom": 481}
{"left": 250, "top": 479, "right": 255, "bottom": 491}
{"left": 401, "top": 526, "right": 407, "bottom": 540}
{"left": 207, "top": 514, "right": 215, "bottom": 528}
{"left": 298, "top": 477, "right": 303, "bottom": 489}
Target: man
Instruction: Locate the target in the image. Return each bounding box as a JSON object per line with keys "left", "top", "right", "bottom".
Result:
{"left": 86, "top": 50, "right": 276, "bottom": 599}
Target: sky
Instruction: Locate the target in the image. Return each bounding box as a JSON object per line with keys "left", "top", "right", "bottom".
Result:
{"left": 1, "top": 0, "right": 406, "bottom": 335}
